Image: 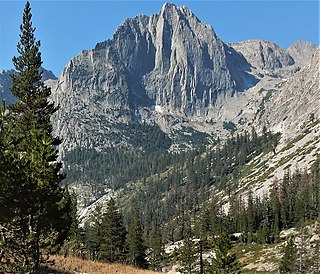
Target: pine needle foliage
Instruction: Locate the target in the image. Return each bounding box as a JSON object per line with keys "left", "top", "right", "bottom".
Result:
{"left": 279, "top": 236, "right": 297, "bottom": 273}
{"left": 208, "top": 232, "right": 241, "bottom": 274}
{"left": 126, "top": 207, "right": 147, "bottom": 269}
{"left": 0, "top": 2, "right": 72, "bottom": 272}
{"left": 99, "top": 198, "right": 127, "bottom": 263}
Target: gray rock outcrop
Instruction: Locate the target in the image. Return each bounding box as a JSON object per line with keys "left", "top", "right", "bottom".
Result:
{"left": 287, "top": 40, "right": 318, "bottom": 67}
{"left": 230, "top": 40, "right": 294, "bottom": 70}
{"left": 52, "top": 3, "right": 258, "bottom": 118}
{"left": 263, "top": 47, "right": 320, "bottom": 140}
{"left": 50, "top": 3, "right": 262, "bottom": 152}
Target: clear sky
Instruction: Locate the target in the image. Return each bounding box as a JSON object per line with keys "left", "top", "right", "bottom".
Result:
{"left": 0, "top": 0, "right": 319, "bottom": 76}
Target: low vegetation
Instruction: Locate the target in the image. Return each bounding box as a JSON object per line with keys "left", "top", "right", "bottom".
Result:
{"left": 38, "top": 255, "right": 164, "bottom": 274}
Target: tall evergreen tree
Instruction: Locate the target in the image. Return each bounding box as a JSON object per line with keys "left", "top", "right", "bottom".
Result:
{"left": 0, "top": 2, "right": 71, "bottom": 271}
{"left": 84, "top": 205, "right": 103, "bottom": 260}
{"left": 98, "top": 198, "right": 127, "bottom": 263}
{"left": 10, "top": 2, "right": 57, "bottom": 139}
{"left": 208, "top": 232, "right": 241, "bottom": 274}
{"left": 126, "top": 207, "right": 147, "bottom": 268}
{"left": 176, "top": 227, "right": 197, "bottom": 274}
{"left": 60, "top": 190, "right": 82, "bottom": 257}
{"left": 279, "top": 236, "right": 297, "bottom": 273}
{"left": 149, "top": 220, "right": 164, "bottom": 271}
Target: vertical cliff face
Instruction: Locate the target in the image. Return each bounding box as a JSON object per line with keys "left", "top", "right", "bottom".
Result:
{"left": 287, "top": 40, "right": 318, "bottom": 67}
{"left": 142, "top": 4, "right": 235, "bottom": 116}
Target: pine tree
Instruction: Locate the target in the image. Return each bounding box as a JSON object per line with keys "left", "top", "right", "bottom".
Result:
{"left": 279, "top": 236, "right": 297, "bottom": 273}
{"left": 85, "top": 205, "right": 103, "bottom": 260}
{"left": 0, "top": 2, "right": 71, "bottom": 271}
{"left": 208, "top": 232, "right": 241, "bottom": 274}
{"left": 149, "top": 221, "right": 164, "bottom": 271}
{"left": 60, "top": 190, "right": 82, "bottom": 257}
{"left": 195, "top": 207, "right": 213, "bottom": 274}
{"left": 126, "top": 207, "right": 147, "bottom": 268}
{"left": 99, "top": 198, "right": 127, "bottom": 263}
{"left": 10, "top": 2, "right": 57, "bottom": 140}
{"left": 176, "top": 227, "right": 197, "bottom": 274}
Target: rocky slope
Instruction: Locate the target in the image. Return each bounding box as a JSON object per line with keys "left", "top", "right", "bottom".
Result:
{"left": 49, "top": 4, "right": 319, "bottom": 158}
{"left": 230, "top": 40, "right": 294, "bottom": 70}
{"left": 44, "top": 4, "right": 320, "bottom": 209}
{"left": 287, "top": 40, "right": 318, "bottom": 67}
{"left": 263, "top": 47, "right": 320, "bottom": 140}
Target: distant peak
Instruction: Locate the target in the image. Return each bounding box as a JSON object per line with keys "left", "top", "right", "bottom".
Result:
{"left": 161, "top": 3, "right": 178, "bottom": 11}
{"left": 160, "top": 2, "right": 195, "bottom": 17}
{"left": 288, "top": 40, "right": 317, "bottom": 49}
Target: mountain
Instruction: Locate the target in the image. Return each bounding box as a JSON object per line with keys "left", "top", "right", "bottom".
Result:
{"left": 48, "top": 3, "right": 317, "bottom": 201}
{"left": 50, "top": 3, "right": 263, "bottom": 153}
{"left": 287, "top": 40, "right": 318, "bottom": 67}
{"left": 1, "top": 3, "right": 319, "bottom": 212}
{"left": 263, "top": 47, "right": 320, "bottom": 139}
{"left": 0, "top": 67, "right": 57, "bottom": 104}
{"left": 2, "top": 4, "right": 320, "bottom": 272}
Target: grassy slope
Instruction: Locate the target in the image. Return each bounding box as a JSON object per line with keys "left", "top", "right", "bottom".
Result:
{"left": 38, "top": 255, "right": 165, "bottom": 274}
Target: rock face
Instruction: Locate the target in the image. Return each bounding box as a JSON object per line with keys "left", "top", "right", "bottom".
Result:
{"left": 47, "top": 3, "right": 320, "bottom": 156}
{"left": 230, "top": 40, "right": 294, "bottom": 70}
{"left": 2, "top": 3, "right": 319, "bottom": 161}
{"left": 50, "top": 3, "right": 261, "bottom": 152}
{"left": 263, "top": 47, "right": 320, "bottom": 140}
{"left": 0, "top": 69, "right": 16, "bottom": 104}
{"left": 52, "top": 4, "right": 257, "bottom": 115}
{"left": 287, "top": 40, "right": 318, "bottom": 67}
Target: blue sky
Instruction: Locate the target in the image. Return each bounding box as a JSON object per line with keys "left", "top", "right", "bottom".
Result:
{"left": 0, "top": 1, "right": 319, "bottom": 76}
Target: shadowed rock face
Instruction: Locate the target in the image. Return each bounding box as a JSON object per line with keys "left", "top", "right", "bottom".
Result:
{"left": 3, "top": 3, "right": 317, "bottom": 157}
{"left": 46, "top": 3, "right": 320, "bottom": 156}
{"left": 0, "top": 69, "right": 16, "bottom": 103}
